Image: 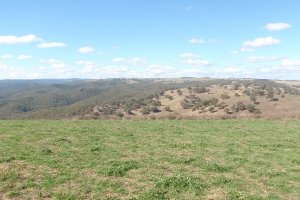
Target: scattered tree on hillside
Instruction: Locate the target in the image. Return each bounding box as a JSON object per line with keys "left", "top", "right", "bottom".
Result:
{"left": 233, "top": 82, "right": 241, "bottom": 90}
{"left": 165, "top": 95, "right": 173, "bottom": 100}
{"left": 266, "top": 90, "right": 274, "bottom": 99}
{"left": 193, "top": 86, "right": 207, "bottom": 93}
{"left": 177, "top": 89, "right": 183, "bottom": 96}
{"left": 221, "top": 94, "right": 230, "bottom": 100}
{"left": 164, "top": 105, "right": 171, "bottom": 112}
{"left": 208, "top": 106, "right": 215, "bottom": 113}
{"left": 250, "top": 93, "right": 257, "bottom": 104}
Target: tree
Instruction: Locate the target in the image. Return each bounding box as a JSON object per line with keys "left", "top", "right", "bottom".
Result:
{"left": 224, "top": 108, "right": 230, "bottom": 114}
{"left": 221, "top": 94, "right": 230, "bottom": 100}
{"left": 266, "top": 90, "right": 274, "bottom": 99}
{"left": 236, "top": 101, "right": 246, "bottom": 111}
{"left": 233, "top": 82, "right": 241, "bottom": 90}
{"left": 250, "top": 93, "right": 257, "bottom": 104}
{"left": 164, "top": 105, "right": 171, "bottom": 112}
{"left": 246, "top": 104, "right": 255, "bottom": 113}
{"left": 176, "top": 89, "right": 182, "bottom": 96}
{"left": 140, "top": 107, "right": 149, "bottom": 115}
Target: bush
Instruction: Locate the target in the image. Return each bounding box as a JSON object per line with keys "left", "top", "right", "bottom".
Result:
{"left": 149, "top": 105, "right": 160, "bottom": 113}
{"left": 243, "top": 90, "right": 250, "bottom": 96}
{"left": 254, "top": 109, "right": 262, "bottom": 115}
{"left": 246, "top": 104, "right": 255, "bottom": 113}
{"left": 236, "top": 101, "right": 246, "bottom": 111}
{"left": 220, "top": 94, "right": 230, "bottom": 100}
{"left": 115, "top": 111, "right": 124, "bottom": 118}
{"left": 165, "top": 95, "right": 173, "bottom": 100}
{"left": 250, "top": 93, "right": 257, "bottom": 103}
{"left": 164, "top": 105, "right": 171, "bottom": 112}
{"left": 140, "top": 107, "right": 149, "bottom": 115}
{"left": 224, "top": 108, "right": 230, "bottom": 114}
{"left": 208, "top": 107, "right": 215, "bottom": 113}
{"left": 193, "top": 86, "right": 207, "bottom": 93}
{"left": 177, "top": 89, "right": 183, "bottom": 96}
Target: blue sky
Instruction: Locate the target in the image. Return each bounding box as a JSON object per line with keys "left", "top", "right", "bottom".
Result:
{"left": 0, "top": 0, "right": 299, "bottom": 80}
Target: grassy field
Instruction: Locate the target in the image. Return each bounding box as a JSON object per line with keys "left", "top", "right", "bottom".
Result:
{"left": 1, "top": 120, "right": 300, "bottom": 199}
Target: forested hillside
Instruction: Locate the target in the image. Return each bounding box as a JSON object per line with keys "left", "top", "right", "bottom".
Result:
{"left": 0, "top": 78, "right": 198, "bottom": 119}
{"left": 1, "top": 78, "right": 299, "bottom": 119}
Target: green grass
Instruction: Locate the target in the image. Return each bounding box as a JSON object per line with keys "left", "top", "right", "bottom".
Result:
{"left": 0, "top": 119, "right": 300, "bottom": 199}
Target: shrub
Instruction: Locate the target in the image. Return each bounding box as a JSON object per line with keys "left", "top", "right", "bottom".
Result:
{"left": 254, "top": 109, "right": 262, "bottom": 115}
{"left": 177, "top": 89, "right": 183, "bottom": 96}
{"left": 243, "top": 89, "right": 250, "bottom": 96}
{"left": 224, "top": 108, "right": 230, "bottom": 114}
{"left": 220, "top": 94, "right": 230, "bottom": 100}
{"left": 233, "top": 82, "right": 241, "bottom": 90}
{"left": 152, "top": 100, "right": 162, "bottom": 106}
{"left": 246, "top": 104, "right": 255, "bottom": 113}
{"left": 216, "top": 102, "right": 226, "bottom": 109}
{"left": 140, "top": 107, "right": 149, "bottom": 115}
{"left": 236, "top": 101, "right": 246, "bottom": 111}
{"left": 149, "top": 105, "right": 160, "bottom": 113}
{"left": 266, "top": 90, "right": 274, "bottom": 99}
{"left": 208, "top": 107, "right": 215, "bottom": 113}
{"left": 115, "top": 111, "right": 124, "bottom": 118}
{"left": 165, "top": 95, "right": 173, "bottom": 100}
{"left": 193, "top": 86, "right": 207, "bottom": 93}
{"left": 250, "top": 93, "right": 257, "bottom": 103}
{"left": 164, "top": 105, "right": 171, "bottom": 112}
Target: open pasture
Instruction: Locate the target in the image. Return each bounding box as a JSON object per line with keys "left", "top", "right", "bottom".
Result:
{"left": 1, "top": 120, "right": 300, "bottom": 199}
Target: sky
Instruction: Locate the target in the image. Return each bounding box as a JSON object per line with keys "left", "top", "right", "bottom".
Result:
{"left": 0, "top": 0, "right": 299, "bottom": 80}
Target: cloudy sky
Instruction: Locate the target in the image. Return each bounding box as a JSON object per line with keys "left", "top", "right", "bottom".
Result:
{"left": 0, "top": 0, "right": 299, "bottom": 80}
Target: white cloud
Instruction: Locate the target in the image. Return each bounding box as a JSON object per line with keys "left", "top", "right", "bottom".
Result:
{"left": 17, "top": 55, "right": 31, "bottom": 60}
{"left": 188, "top": 38, "right": 205, "bottom": 44}
{"left": 37, "top": 42, "right": 67, "bottom": 48}
{"left": 281, "top": 59, "right": 300, "bottom": 66}
{"left": 39, "top": 59, "right": 62, "bottom": 63}
{"left": 243, "top": 37, "right": 281, "bottom": 47}
{"left": 0, "top": 63, "right": 8, "bottom": 70}
{"left": 125, "top": 58, "right": 147, "bottom": 66}
{"left": 78, "top": 47, "right": 95, "bottom": 53}
{"left": 76, "top": 61, "right": 96, "bottom": 65}
{"left": 111, "top": 58, "right": 126, "bottom": 62}
{"left": 98, "top": 51, "right": 104, "bottom": 54}
{"left": 1, "top": 54, "right": 13, "bottom": 59}
{"left": 263, "top": 22, "right": 291, "bottom": 31}
{"left": 39, "top": 66, "right": 47, "bottom": 70}
{"left": 111, "top": 57, "right": 147, "bottom": 66}
{"left": 50, "top": 62, "right": 72, "bottom": 73}
{"left": 145, "top": 65, "right": 176, "bottom": 77}
{"left": 240, "top": 48, "right": 255, "bottom": 52}
{"left": 0, "top": 34, "right": 41, "bottom": 44}
{"left": 51, "top": 63, "right": 66, "bottom": 69}
{"left": 112, "top": 46, "right": 119, "bottom": 50}
{"left": 105, "top": 66, "right": 128, "bottom": 73}
{"left": 80, "top": 65, "right": 100, "bottom": 73}
{"left": 245, "top": 56, "right": 280, "bottom": 62}
{"left": 187, "top": 6, "right": 192, "bottom": 11}
{"left": 223, "top": 68, "right": 241, "bottom": 73}
{"left": 181, "top": 59, "right": 210, "bottom": 66}
{"left": 230, "top": 51, "right": 239, "bottom": 55}
{"left": 179, "top": 53, "right": 200, "bottom": 58}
